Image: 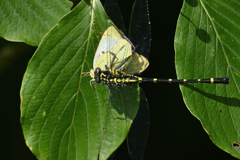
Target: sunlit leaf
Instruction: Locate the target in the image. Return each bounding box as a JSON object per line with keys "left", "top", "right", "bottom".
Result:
{"left": 20, "top": 0, "right": 139, "bottom": 159}
{"left": 0, "top": 0, "right": 72, "bottom": 46}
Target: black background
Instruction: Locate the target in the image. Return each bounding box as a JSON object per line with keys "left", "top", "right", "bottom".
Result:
{"left": 0, "top": 0, "right": 237, "bottom": 160}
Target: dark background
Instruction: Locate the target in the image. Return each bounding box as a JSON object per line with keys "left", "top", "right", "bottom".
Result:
{"left": 0, "top": 0, "right": 237, "bottom": 160}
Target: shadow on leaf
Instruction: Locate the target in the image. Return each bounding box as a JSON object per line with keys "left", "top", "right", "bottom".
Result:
{"left": 180, "top": 13, "right": 211, "bottom": 43}
{"left": 182, "top": 84, "right": 240, "bottom": 107}
{"left": 185, "top": 0, "right": 198, "bottom": 7}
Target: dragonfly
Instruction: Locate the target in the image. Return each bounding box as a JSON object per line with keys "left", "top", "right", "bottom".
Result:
{"left": 87, "top": 25, "right": 229, "bottom": 159}
{"left": 89, "top": 26, "right": 228, "bottom": 88}
{"left": 88, "top": 0, "right": 229, "bottom": 159}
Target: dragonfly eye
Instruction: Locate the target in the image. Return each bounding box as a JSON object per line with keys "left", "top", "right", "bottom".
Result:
{"left": 94, "top": 67, "right": 101, "bottom": 83}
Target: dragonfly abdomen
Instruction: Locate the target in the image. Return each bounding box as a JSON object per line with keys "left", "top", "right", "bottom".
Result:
{"left": 139, "top": 77, "right": 229, "bottom": 84}
{"left": 99, "top": 69, "right": 229, "bottom": 86}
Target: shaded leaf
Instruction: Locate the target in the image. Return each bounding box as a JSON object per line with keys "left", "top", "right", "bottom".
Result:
{"left": 175, "top": 0, "right": 240, "bottom": 158}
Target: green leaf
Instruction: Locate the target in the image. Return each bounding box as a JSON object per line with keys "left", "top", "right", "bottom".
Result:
{"left": 20, "top": 0, "right": 139, "bottom": 159}
{"left": 175, "top": 0, "right": 240, "bottom": 158}
{"left": 0, "top": 0, "right": 72, "bottom": 46}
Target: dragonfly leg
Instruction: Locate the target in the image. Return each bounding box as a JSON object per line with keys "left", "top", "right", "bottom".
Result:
{"left": 114, "top": 55, "right": 131, "bottom": 70}
{"left": 109, "top": 51, "right": 117, "bottom": 69}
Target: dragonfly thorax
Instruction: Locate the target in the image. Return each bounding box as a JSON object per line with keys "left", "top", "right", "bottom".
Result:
{"left": 95, "top": 68, "right": 138, "bottom": 87}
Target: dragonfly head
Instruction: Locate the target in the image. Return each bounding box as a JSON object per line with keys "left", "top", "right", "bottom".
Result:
{"left": 90, "top": 68, "right": 101, "bottom": 83}
{"left": 94, "top": 67, "right": 101, "bottom": 83}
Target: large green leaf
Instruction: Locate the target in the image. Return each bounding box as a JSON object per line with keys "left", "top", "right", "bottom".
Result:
{"left": 20, "top": 0, "right": 139, "bottom": 159}
{"left": 0, "top": 0, "right": 72, "bottom": 46}
{"left": 175, "top": 0, "right": 240, "bottom": 158}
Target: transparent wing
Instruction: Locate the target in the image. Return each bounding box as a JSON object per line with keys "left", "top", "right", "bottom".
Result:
{"left": 99, "top": 85, "right": 140, "bottom": 159}
{"left": 129, "top": 0, "right": 151, "bottom": 60}
{"left": 127, "top": 87, "right": 150, "bottom": 160}
{"left": 104, "top": 0, "right": 127, "bottom": 35}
